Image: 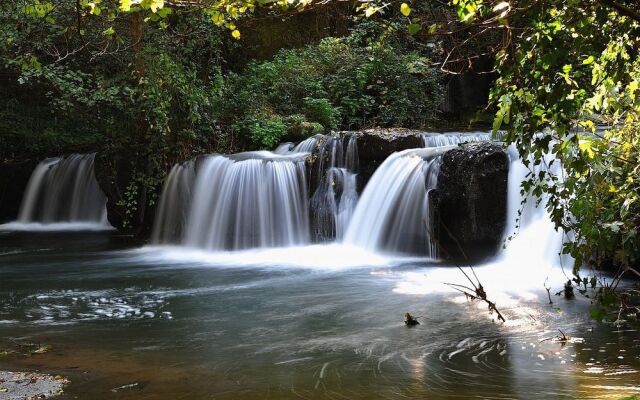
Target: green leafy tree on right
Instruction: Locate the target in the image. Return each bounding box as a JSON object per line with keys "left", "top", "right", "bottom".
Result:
{"left": 442, "top": 0, "right": 640, "bottom": 319}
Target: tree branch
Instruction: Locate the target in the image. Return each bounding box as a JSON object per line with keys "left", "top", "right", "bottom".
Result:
{"left": 598, "top": 0, "right": 640, "bottom": 22}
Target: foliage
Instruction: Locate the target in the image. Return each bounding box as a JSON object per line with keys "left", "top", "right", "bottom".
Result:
{"left": 218, "top": 23, "right": 442, "bottom": 144}
{"left": 232, "top": 113, "right": 288, "bottom": 148}
{"left": 448, "top": 0, "right": 640, "bottom": 317}
{"left": 302, "top": 98, "right": 340, "bottom": 132}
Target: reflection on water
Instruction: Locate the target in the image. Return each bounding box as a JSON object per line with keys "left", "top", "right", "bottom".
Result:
{"left": 0, "top": 232, "right": 639, "bottom": 399}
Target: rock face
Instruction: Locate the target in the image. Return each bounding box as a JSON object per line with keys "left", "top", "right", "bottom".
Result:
{"left": 94, "top": 152, "right": 159, "bottom": 237}
{"left": 0, "top": 160, "right": 37, "bottom": 223}
{"left": 431, "top": 142, "right": 509, "bottom": 258}
{"left": 347, "top": 129, "right": 424, "bottom": 191}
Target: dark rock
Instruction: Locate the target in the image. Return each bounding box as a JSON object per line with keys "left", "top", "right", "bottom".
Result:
{"left": 346, "top": 128, "right": 424, "bottom": 191}
{"left": 432, "top": 142, "right": 509, "bottom": 259}
{"left": 0, "top": 160, "right": 37, "bottom": 223}
{"left": 94, "top": 152, "right": 158, "bottom": 238}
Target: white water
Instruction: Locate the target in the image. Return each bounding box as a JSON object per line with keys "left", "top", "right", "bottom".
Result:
{"left": 0, "top": 222, "right": 114, "bottom": 232}
{"left": 151, "top": 161, "right": 197, "bottom": 243}
{"left": 422, "top": 132, "right": 491, "bottom": 147}
{"left": 500, "top": 144, "right": 569, "bottom": 267}
{"left": 393, "top": 143, "right": 570, "bottom": 298}
{"left": 147, "top": 131, "right": 571, "bottom": 283}
{"left": 13, "top": 153, "right": 109, "bottom": 225}
{"left": 274, "top": 134, "right": 323, "bottom": 155}
{"left": 152, "top": 151, "right": 310, "bottom": 251}
{"left": 343, "top": 147, "right": 452, "bottom": 256}
{"left": 130, "top": 243, "right": 401, "bottom": 270}
{"left": 311, "top": 135, "right": 359, "bottom": 240}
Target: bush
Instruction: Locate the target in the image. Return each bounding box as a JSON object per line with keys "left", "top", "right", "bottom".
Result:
{"left": 232, "top": 114, "right": 288, "bottom": 148}
{"left": 302, "top": 98, "right": 340, "bottom": 132}
{"left": 217, "top": 23, "right": 443, "bottom": 147}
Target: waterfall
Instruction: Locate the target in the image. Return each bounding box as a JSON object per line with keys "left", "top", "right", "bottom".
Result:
{"left": 343, "top": 147, "right": 452, "bottom": 256}
{"left": 274, "top": 134, "right": 323, "bottom": 155}
{"left": 274, "top": 143, "right": 295, "bottom": 154}
{"left": 153, "top": 151, "right": 310, "bottom": 251}
{"left": 151, "top": 160, "right": 197, "bottom": 243}
{"left": 310, "top": 134, "right": 359, "bottom": 240}
{"left": 17, "top": 153, "right": 108, "bottom": 224}
{"left": 500, "top": 144, "right": 569, "bottom": 267}
{"left": 422, "top": 132, "right": 491, "bottom": 147}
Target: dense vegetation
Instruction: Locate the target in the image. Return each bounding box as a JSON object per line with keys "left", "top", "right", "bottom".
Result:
{"left": 221, "top": 22, "right": 442, "bottom": 147}
{"left": 1, "top": 1, "right": 452, "bottom": 231}
{"left": 446, "top": 0, "right": 640, "bottom": 318}
{"left": 3, "top": 0, "right": 638, "bottom": 303}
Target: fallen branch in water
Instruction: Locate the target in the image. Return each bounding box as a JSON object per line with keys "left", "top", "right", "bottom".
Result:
{"left": 443, "top": 280, "right": 506, "bottom": 323}
{"left": 404, "top": 312, "right": 421, "bottom": 326}
{"left": 427, "top": 222, "right": 506, "bottom": 323}
{"left": 540, "top": 329, "right": 570, "bottom": 344}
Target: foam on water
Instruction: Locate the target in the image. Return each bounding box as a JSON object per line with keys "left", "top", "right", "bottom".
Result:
{"left": 132, "top": 244, "right": 408, "bottom": 270}
{"left": 0, "top": 222, "right": 115, "bottom": 232}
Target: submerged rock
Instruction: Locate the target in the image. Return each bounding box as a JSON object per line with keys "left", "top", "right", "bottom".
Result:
{"left": 432, "top": 142, "right": 509, "bottom": 258}
{"left": 0, "top": 371, "right": 68, "bottom": 399}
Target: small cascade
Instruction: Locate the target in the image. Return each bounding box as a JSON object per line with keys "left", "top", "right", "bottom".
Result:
{"left": 274, "top": 143, "right": 295, "bottom": 154}
{"left": 343, "top": 147, "right": 452, "bottom": 256}
{"left": 153, "top": 151, "right": 310, "bottom": 251}
{"left": 310, "top": 134, "right": 359, "bottom": 240}
{"left": 422, "top": 132, "right": 491, "bottom": 147}
{"left": 294, "top": 135, "right": 324, "bottom": 153}
{"left": 500, "top": 144, "right": 569, "bottom": 266}
{"left": 274, "top": 134, "right": 324, "bottom": 155}
{"left": 151, "top": 160, "right": 197, "bottom": 243}
{"left": 18, "top": 153, "right": 108, "bottom": 224}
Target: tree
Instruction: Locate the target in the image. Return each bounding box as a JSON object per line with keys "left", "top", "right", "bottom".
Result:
{"left": 440, "top": 0, "right": 640, "bottom": 311}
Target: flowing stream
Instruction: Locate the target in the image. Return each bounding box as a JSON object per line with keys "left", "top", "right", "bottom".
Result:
{"left": 0, "top": 134, "right": 638, "bottom": 399}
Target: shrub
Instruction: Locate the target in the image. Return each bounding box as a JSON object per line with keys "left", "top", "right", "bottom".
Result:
{"left": 302, "top": 98, "right": 340, "bottom": 132}
{"left": 232, "top": 113, "right": 288, "bottom": 148}
{"left": 217, "top": 23, "right": 443, "bottom": 147}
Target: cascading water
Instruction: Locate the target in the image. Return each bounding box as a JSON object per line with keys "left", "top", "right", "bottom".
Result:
{"left": 310, "top": 134, "right": 359, "bottom": 240}
{"left": 150, "top": 131, "right": 563, "bottom": 263}
{"left": 343, "top": 147, "right": 452, "bottom": 256}
{"left": 17, "top": 153, "right": 108, "bottom": 224}
{"left": 274, "top": 134, "right": 323, "bottom": 155}
{"left": 153, "top": 152, "right": 310, "bottom": 251}
{"left": 500, "top": 144, "right": 570, "bottom": 267}
{"left": 151, "top": 160, "right": 197, "bottom": 243}
{"left": 422, "top": 132, "right": 490, "bottom": 147}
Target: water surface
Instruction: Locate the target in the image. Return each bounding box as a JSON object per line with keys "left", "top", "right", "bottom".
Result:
{"left": 1, "top": 231, "right": 638, "bottom": 399}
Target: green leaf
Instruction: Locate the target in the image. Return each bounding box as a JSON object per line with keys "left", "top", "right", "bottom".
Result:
{"left": 408, "top": 23, "right": 421, "bottom": 35}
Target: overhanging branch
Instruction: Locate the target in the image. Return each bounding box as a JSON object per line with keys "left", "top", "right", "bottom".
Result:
{"left": 598, "top": 0, "right": 640, "bottom": 22}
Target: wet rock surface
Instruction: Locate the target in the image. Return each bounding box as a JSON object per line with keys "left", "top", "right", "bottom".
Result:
{"left": 347, "top": 129, "right": 424, "bottom": 191}
{"left": 0, "top": 371, "right": 68, "bottom": 400}
{"left": 432, "top": 141, "right": 509, "bottom": 258}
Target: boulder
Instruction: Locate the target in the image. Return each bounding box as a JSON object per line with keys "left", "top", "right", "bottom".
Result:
{"left": 431, "top": 142, "right": 509, "bottom": 259}
{"left": 347, "top": 128, "right": 424, "bottom": 191}
{"left": 0, "top": 160, "right": 37, "bottom": 223}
